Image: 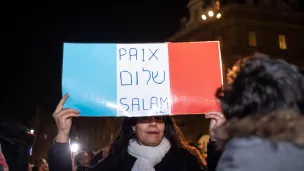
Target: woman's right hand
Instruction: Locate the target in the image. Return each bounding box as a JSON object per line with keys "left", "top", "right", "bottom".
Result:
{"left": 53, "top": 93, "right": 80, "bottom": 143}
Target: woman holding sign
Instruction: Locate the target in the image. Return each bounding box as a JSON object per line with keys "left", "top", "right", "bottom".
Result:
{"left": 48, "top": 93, "right": 223, "bottom": 171}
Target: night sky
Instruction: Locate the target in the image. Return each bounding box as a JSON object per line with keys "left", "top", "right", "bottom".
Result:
{"left": 10, "top": 0, "right": 304, "bottom": 126}
{"left": 11, "top": 0, "right": 189, "bottom": 126}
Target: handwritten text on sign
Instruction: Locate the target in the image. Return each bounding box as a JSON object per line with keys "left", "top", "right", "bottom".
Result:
{"left": 116, "top": 44, "right": 172, "bottom": 116}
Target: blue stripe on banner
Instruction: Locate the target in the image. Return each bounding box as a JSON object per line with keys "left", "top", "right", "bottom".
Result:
{"left": 62, "top": 43, "right": 117, "bottom": 116}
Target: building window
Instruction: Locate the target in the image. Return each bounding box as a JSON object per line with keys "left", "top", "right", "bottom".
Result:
{"left": 215, "top": 0, "right": 220, "bottom": 10}
{"left": 278, "top": 34, "right": 287, "bottom": 50}
{"left": 248, "top": 31, "right": 257, "bottom": 47}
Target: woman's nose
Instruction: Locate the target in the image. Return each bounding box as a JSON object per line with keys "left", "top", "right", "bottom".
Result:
{"left": 149, "top": 121, "right": 157, "bottom": 126}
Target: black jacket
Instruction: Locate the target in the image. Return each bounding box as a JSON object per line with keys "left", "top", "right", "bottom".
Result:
{"left": 48, "top": 141, "right": 221, "bottom": 171}
{"left": 207, "top": 140, "right": 221, "bottom": 171}
{"left": 0, "top": 118, "right": 36, "bottom": 171}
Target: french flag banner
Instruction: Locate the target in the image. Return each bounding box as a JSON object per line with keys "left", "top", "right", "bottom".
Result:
{"left": 62, "top": 42, "right": 223, "bottom": 117}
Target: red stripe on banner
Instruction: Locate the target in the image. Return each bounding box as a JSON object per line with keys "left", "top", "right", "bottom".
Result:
{"left": 168, "top": 42, "right": 222, "bottom": 115}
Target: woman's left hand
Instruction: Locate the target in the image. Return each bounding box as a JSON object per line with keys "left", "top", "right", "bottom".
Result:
{"left": 205, "top": 112, "right": 226, "bottom": 141}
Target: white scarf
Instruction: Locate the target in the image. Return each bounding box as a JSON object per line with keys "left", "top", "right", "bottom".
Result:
{"left": 128, "top": 138, "right": 171, "bottom": 171}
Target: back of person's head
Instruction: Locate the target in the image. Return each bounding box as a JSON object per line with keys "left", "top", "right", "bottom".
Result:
{"left": 217, "top": 53, "right": 304, "bottom": 119}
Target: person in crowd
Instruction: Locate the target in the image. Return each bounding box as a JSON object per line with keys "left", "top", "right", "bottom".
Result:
{"left": 213, "top": 54, "right": 304, "bottom": 171}
{"left": 89, "top": 148, "right": 108, "bottom": 166}
{"left": 0, "top": 117, "right": 36, "bottom": 171}
{"left": 32, "top": 158, "right": 49, "bottom": 171}
{"left": 28, "top": 163, "right": 32, "bottom": 171}
{"left": 75, "top": 151, "right": 90, "bottom": 171}
{"left": 87, "top": 151, "right": 96, "bottom": 162}
{"left": 37, "top": 158, "right": 48, "bottom": 171}
{"left": 205, "top": 112, "right": 225, "bottom": 171}
{"left": 48, "top": 92, "right": 224, "bottom": 171}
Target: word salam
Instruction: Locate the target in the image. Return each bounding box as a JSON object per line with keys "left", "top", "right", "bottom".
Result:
{"left": 119, "top": 96, "right": 169, "bottom": 113}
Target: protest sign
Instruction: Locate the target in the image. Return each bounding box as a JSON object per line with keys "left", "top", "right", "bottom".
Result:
{"left": 62, "top": 42, "right": 222, "bottom": 116}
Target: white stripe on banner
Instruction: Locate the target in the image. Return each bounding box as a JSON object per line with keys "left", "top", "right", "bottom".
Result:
{"left": 116, "top": 43, "right": 172, "bottom": 116}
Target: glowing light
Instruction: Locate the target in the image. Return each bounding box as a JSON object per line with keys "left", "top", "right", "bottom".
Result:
{"left": 71, "top": 143, "right": 79, "bottom": 153}
{"left": 30, "top": 129, "right": 34, "bottom": 134}
{"left": 216, "top": 13, "right": 221, "bottom": 18}
{"left": 208, "top": 11, "right": 214, "bottom": 17}
{"left": 201, "top": 14, "right": 207, "bottom": 20}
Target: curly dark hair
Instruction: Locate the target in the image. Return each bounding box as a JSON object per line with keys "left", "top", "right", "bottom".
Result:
{"left": 216, "top": 53, "right": 304, "bottom": 120}
{"left": 105, "top": 116, "right": 203, "bottom": 164}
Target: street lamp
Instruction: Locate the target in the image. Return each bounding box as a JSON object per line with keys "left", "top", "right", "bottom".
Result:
{"left": 71, "top": 143, "right": 80, "bottom": 153}
{"left": 202, "top": 11, "right": 222, "bottom": 21}
{"left": 208, "top": 11, "right": 214, "bottom": 17}
{"left": 216, "top": 13, "right": 221, "bottom": 18}
{"left": 201, "top": 14, "right": 207, "bottom": 20}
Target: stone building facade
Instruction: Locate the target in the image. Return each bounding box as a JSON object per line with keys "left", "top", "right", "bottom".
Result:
{"left": 169, "top": 0, "right": 304, "bottom": 71}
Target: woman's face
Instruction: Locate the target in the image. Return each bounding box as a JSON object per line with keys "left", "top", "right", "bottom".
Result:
{"left": 134, "top": 116, "right": 165, "bottom": 146}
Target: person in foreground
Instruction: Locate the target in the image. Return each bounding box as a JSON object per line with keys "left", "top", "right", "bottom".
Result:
{"left": 0, "top": 117, "right": 36, "bottom": 171}
{"left": 48, "top": 93, "right": 221, "bottom": 171}
{"left": 214, "top": 54, "right": 304, "bottom": 171}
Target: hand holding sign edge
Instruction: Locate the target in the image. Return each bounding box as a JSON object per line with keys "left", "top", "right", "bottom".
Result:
{"left": 205, "top": 111, "right": 226, "bottom": 141}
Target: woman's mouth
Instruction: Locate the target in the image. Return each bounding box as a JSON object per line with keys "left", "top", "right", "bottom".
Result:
{"left": 146, "top": 131, "right": 159, "bottom": 134}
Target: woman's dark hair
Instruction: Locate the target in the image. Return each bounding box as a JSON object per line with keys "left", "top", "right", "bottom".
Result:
{"left": 105, "top": 116, "right": 203, "bottom": 163}
{"left": 216, "top": 53, "right": 304, "bottom": 120}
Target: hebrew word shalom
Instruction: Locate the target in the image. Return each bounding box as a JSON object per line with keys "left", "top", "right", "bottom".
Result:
{"left": 62, "top": 42, "right": 223, "bottom": 117}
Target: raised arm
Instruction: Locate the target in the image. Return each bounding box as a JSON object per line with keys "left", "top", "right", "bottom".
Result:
{"left": 48, "top": 93, "right": 80, "bottom": 171}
